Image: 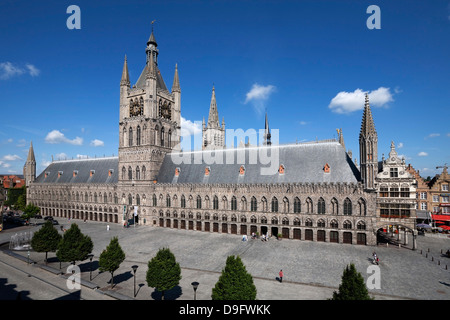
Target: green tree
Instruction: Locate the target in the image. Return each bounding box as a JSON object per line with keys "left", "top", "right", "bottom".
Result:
{"left": 331, "top": 263, "right": 373, "bottom": 300}
{"left": 146, "top": 248, "right": 181, "bottom": 300}
{"left": 212, "top": 255, "right": 257, "bottom": 300}
{"left": 16, "top": 194, "right": 26, "bottom": 211}
{"left": 31, "top": 220, "right": 62, "bottom": 264}
{"left": 99, "top": 237, "right": 126, "bottom": 288}
{"left": 56, "top": 223, "right": 93, "bottom": 266}
{"left": 22, "top": 203, "right": 40, "bottom": 222}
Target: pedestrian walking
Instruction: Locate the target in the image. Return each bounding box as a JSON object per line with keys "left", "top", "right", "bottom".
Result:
{"left": 107, "top": 224, "right": 110, "bottom": 231}
{"left": 279, "top": 269, "right": 283, "bottom": 283}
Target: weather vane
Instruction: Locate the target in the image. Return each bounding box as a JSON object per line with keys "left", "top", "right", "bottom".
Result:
{"left": 151, "top": 19, "right": 156, "bottom": 32}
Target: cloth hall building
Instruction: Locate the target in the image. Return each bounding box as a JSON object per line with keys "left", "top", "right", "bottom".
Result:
{"left": 24, "top": 29, "right": 417, "bottom": 247}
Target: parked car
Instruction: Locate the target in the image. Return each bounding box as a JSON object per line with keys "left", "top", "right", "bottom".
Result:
{"left": 44, "top": 216, "right": 54, "bottom": 221}
{"left": 51, "top": 219, "right": 59, "bottom": 225}
{"left": 35, "top": 214, "right": 43, "bottom": 219}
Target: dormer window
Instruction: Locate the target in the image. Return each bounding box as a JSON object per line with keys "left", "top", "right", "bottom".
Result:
{"left": 73, "top": 170, "right": 78, "bottom": 177}
{"left": 324, "top": 163, "right": 330, "bottom": 173}
{"left": 90, "top": 170, "right": 95, "bottom": 177}
{"left": 279, "top": 164, "right": 285, "bottom": 175}
{"left": 239, "top": 165, "right": 245, "bottom": 176}
{"left": 108, "top": 169, "right": 114, "bottom": 177}
{"left": 44, "top": 171, "right": 50, "bottom": 178}
{"left": 205, "top": 167, "right": 210, "bottom": 176}
{"left": 175, "top": 168, "right": 180, "bottom": 177}
{"left": 58, "top": 171, "right": 63, "bottom": 178}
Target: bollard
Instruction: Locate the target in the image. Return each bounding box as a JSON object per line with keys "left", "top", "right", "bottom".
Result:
{"left": 438, "top": 260, "right": 440, "bottom": 266}
{"left": 426, "top": 253, "right": 428, "bottom": 258}
{"left": 432, "top": 257, "right": 434, "bottom": 262}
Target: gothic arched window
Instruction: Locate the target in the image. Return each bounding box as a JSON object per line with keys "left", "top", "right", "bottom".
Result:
{"left": 344, "top": 198, "right": 352, "bottom": 216}
{"left": 213, "top": 195, "right": 219, "bottom": 210}
{"left": 168, "top": 129, "right": 172, "bottom": 148}
{"left": 196, "top": 195, "right": 202, "bottom": 209}
{"left": 136, "top": 126, "right": 141, "bottom": 146}
{"left": 129, "top": 127, "right": 133, "bottom": 146}
{"left": 136, "top": 166, "right": 140, "bottom": 180}
{"left": 271, "top": 197, "right": 278, "bottom": 213}
{"left": 231, "top": 196, "right": 237, "bottom": 211}
{"left": 294, "top": 197, "right": 301, "bottom": 213}
{"left": 251, "top": 196, "right": 257, "bottom": 212}
{"left": 161, "top": 127, "right": 165, "bottom": 147}
{"left": 318, "top": 198, "right": 326, "bottom": 214}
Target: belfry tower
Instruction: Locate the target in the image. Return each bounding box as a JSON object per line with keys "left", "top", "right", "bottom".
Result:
{"left": 118, "top": 26, "right": 181, "bottom": 184}
{"left": 359, "top": 93, "right": 378, "bottom": 190}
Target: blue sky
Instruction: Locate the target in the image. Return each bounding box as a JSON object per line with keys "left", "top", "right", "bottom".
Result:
{"left": 0, "top": 0, "right": 449, "bottom": 177}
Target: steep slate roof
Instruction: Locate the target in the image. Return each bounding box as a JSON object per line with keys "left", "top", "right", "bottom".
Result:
{"left": 34, "top": 157, "right": 118, "bottom": 184}
{"left": 157, "top": 141, "right": 361, "bottom": 184}
{"left": 134, "top": 63, "right": 168, "bottom": 91}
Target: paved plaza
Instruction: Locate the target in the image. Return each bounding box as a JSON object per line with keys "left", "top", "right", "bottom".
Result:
{"left": 1, "top": 218, "right": 449, "bottom": 300}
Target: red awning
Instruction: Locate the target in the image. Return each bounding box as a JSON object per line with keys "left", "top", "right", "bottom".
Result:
{"left": 432, "top": 214, "right": 450, "bottom": 221}
{"left": 440, "top": 225, "right": 450, "bottom": 230}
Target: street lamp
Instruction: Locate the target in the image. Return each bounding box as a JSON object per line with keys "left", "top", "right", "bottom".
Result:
{"left": 131, "top": 265, "right": 139, "bottom": 297}
{"left": 191, "top": 281, "right": 199, "bottom": 300}
{"left": 87, "top": 254, "right": 94, "bottom": 281}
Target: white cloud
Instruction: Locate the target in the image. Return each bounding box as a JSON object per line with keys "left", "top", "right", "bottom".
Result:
{"left": 45, "top": 130, "right": 83, "bottom": 145}
{"left": 2, "top": 154, "right": 22, "bottom": 161}
{"left": 426, "top": 133, "right": 440, "bottom": 139}
{"left": 180, "top": 116, "right": 201, "bottom": 137}
{"left": 55, "top": 152, "right": 68, "bottom": 160}
{"left": 418, "top": 151, "right": 428, "bottom": 157}
{"left": 397, "top": 142, "right": 404, "bottom": 149}
{"left": 328, "top": 87, "right": 394, "bottom": 114}
{"left": 0, "top": 62, "right": 40, "bottom": 80}
{"left": 40, "top": 160, "right": 51, "bottom": 168}
{"left": 16, "top": 139, "right": 26, "bottom": 147}
{"left": 90, "top": 139, "right": 104, "bottom": 147}
{"left": 244, "top": 83, "right": 276, "bottom": 115}
{"left": 26, "top": 64, "right": 40, "bottom": 77}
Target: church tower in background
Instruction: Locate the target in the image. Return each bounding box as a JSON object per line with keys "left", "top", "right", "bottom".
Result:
{"left": 23, "top": 141, "right": 36, "bottom": 187}
{"left": 202, "top": 86, "right": 225, "bottom": 150}
{"left": 359, "top": 93, "right": 378, "bottom": 191}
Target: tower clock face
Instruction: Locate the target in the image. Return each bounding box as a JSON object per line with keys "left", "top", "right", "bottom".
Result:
{"left": 129, "top": 102, "right": 143, "bottom": 117}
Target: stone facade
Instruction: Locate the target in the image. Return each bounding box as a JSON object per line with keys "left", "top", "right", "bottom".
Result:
{"left": 24, "top": 27, "right": 422, "bottom": 247}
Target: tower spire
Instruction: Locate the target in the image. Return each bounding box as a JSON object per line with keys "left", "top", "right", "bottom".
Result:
{"left": 23, "top": 141, "right": 36, "bottom": 187}
{"left": 264, "top": 111, "right": 271, "bottom": 145}
{"left": 172, "top": 63, "right": 180, "bottom": 93}
{"left": 120, "top": 55, "right": 130, "bottom": 87}
{"left": 207, "top": 85, "right": 220, "bottom": 128}
{"left": 359, "top": 93, "right": 378, "bottom": 190}
{"left": 27, "top": 141, "right": 35, "bottom": 162}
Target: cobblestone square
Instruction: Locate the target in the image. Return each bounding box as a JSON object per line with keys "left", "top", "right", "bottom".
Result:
{"left": 2, "top": 219, "right": 449, "bottom": 300}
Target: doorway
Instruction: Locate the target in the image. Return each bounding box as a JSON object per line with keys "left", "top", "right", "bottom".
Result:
{"left": 261, "top": 226, "right": 268, "bottom": 236}
{"left": 271, "top": 227, "right": 278, "bottom": 237}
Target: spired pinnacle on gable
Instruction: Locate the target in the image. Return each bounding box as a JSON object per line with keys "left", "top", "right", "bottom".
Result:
{"left": 120, "top": 55, "right": 130, "bottom": 87}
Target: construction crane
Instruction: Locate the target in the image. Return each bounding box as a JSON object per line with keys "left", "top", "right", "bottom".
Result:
{"left": 436, "top": 163, "right": 448, "bottom": 170}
